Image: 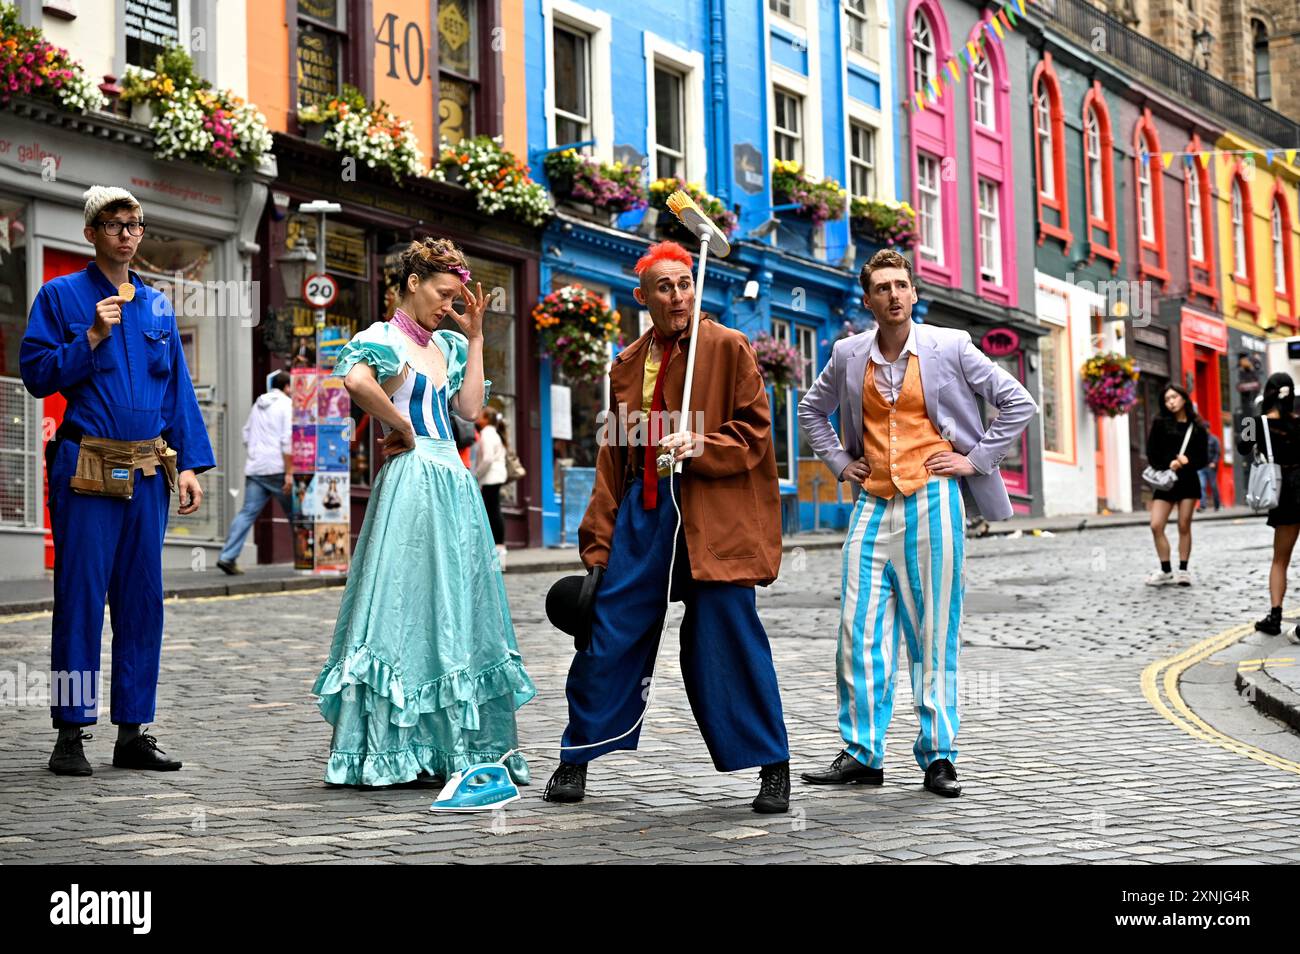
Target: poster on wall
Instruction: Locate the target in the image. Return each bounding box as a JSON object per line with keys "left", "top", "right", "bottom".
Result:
{"left": 288, "top": 312, "right": 351, "bottom": 574}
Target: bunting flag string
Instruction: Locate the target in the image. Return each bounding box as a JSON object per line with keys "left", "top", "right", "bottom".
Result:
{"left": 905, "top": 0, "right": 1034, "bottom": 113}
{"left": 1140, "top": 148, "right": 1300, "bottom": 169}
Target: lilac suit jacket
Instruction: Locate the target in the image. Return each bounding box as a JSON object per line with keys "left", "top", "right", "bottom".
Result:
{"left": 797, "top": 322, "right": 1038, "bottom": 522}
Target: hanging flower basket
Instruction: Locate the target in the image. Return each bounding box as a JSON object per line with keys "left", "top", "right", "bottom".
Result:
{"left": 772, "top": 159, "right": 847, "bottom": 225}
{"left": 297, "top": 84, "right": 422, "bottom": 181}
{"left": 121, "top": 45, "right": 271, "bottom": 171}
{"left": 1081, "top": 351, "right": 1140, "bottom": 416}
{"left": 648, "top": 177, "right": 737, "bottom": 244}
{"left": 0, "top": 3, "right": 106, "bottom": 113}
{"left": 850, "top": 196, "right": 918, "bottom": 250}
{"left": 532, "top": 284, "right": 622, "bottom": 384}
{"left": 543, "top": 149, "right": 647, "bottom": 215}
{"left": 435, "top": 135, "right": 551, "bottom": 227}
{"left": 752, "top": 332, "right": 806, "bottom": 390}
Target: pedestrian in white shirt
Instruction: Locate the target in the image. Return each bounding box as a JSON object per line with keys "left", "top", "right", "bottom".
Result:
{"left": 218, "top": 372, "right": 293, "bottom": 574}
{"left": 475, "top": 408, "right": 508, "bottom": 561}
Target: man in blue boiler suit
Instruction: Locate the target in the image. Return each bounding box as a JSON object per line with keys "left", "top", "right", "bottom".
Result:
{"left": 21, "top": 186, "right": 213, "bottom": 777}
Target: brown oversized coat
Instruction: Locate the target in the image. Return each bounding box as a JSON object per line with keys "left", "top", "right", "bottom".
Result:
{"left": 578, "top": 317, "right": 782, "bottom": 587}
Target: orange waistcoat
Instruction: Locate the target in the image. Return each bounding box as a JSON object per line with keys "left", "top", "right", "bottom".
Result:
{"left": 862, "top": 353, "right": 953, "bottom": 498}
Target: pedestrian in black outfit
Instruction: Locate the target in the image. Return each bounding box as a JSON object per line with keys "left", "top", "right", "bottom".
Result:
{"left": 1239, "top": 373, "right": 1300, "bottom": 642}
{"left": 1145, "top": 384, "right": 1210, "bottom": 587}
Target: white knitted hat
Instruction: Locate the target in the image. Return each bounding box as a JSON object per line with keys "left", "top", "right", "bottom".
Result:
{"left": 83, "top": 185, "right": 142, "bottom": 226}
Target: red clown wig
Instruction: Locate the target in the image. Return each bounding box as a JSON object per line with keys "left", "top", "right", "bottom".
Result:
{"left": 634, "top": 241, "right": 694, "bottom": 277}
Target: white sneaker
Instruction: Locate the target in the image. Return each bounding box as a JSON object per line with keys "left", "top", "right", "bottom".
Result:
{"left": 1287, "top": 626, "right": 1300, "bottom": 646}
{"left": 1176, "top": 569, "right": 1192, "bottom": 587}
{"left": 1145, "top": 570, "right": 1175, "bottom": 586}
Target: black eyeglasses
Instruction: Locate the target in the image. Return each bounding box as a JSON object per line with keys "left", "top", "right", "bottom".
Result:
{"left": 95, "top": 221, "right": 146, "bottom": 236}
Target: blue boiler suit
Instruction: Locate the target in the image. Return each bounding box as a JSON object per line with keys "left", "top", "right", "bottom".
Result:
{"left": 20, "top": 262, "right": 213, "bottom": 728}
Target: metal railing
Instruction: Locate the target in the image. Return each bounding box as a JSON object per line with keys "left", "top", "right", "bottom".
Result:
{"left": 1041, "top": 0, "right": 1300, "bottom": 148}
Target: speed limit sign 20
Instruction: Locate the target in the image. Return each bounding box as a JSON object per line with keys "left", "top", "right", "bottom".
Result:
{"left": 303, "top": 273, "right": 338, "bottom": 309}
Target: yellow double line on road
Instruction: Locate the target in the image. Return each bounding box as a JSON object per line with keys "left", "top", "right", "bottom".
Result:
{"left": 1141, "top": 622, "right": 1300, "bottom": 776}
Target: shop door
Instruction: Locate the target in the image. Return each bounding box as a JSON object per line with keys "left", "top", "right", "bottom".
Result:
{"left": 1191, "top": 350, "right": 1226, "bottom": 505}
{"left": 40, "top": 248, "right": 90, "bottom": 568}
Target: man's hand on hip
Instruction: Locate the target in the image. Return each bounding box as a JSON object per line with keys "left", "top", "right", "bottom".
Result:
{"left": 840, "top": 456, "right": 870, "bottom": 483}
{"left": 925, "top": 451, "right": 976, "bottom": 477}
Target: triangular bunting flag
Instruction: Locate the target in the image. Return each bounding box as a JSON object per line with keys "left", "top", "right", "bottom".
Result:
{"left": 1016, "top": 0, "right": 1028, "bottom": 14}
{"left": 1161, "top": 153, "right": 1174, "bottom": 169}
{"left": 984, "top": 21, "right": 999, "bottom": 44}
{"left": 917, "top": 92, "right": 927, "bottom": 113}
{"left": 967, "top": 40, "right": 980, "bottom": 63}
{"left": 991, "top": 17, "right": 1005, "bottom": 40}
{"left": 1183, "top": 155, "right": 1194, "bottom": 171}
{"left": 998, "top": 8, "right": 1013, "bottom": 31}
{"left": 1196, "top": 152, "right": 1208, "bottom": 169}
{"left": 1267, "top": 150, "right": 1276, "bottom": 165}
{"left": 958, "top": 49, "right": 970, "bottom": 70}
{"left": 1140, "top": 151, "right": 1150, "bottom": 166}
{"left": 1004, "top": 3, "right": 1019, "bottom": 27}
{"left": 947, "top": 59, "right": 960, "bottom": 83}
{"left": 928, "top": 79, "right": 939, "bottom": 101}
{"left": 1287, "top": 149, "right": 1297, "bottom": 165}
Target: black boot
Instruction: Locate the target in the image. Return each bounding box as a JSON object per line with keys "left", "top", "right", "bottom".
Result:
{"left": 752, "top": 761, "right": 790, "bottom": 814}
{"left": 543, "top": 761, "right": 587, "bottom": 803}
{"left": 112, "top": 731, "right": 182, "bottom": 771}
{"left": 1256, "top": 607, "right": 1283, "bottom": 635}
{"left": 49, "top": 730, "right": 93, "bottom": 777}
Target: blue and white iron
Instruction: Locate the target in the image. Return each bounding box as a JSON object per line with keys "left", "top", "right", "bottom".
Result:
{"left": 429, "top": 762, "right": 520, "bottom": 813}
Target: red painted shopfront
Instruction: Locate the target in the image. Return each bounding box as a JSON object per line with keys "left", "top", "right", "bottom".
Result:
{"left": 1179, "top": 307, "right": 1232, "bottom": 505}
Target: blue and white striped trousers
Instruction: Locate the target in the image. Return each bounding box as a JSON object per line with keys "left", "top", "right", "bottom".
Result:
{"left": 837, "top": 476, "right": 965, "bottom": 771}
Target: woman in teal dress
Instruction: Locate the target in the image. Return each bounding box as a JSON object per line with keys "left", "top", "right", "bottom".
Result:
{"left": 313, "top": 237, "right": 534, "bottom": 786}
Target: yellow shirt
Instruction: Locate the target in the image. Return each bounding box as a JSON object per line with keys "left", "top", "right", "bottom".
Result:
{"left": 642, "top": 345, "right": 672, "bottom": 477}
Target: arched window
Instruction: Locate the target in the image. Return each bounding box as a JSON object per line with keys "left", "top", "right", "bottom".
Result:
{"left": 911, "top": 12, "right": 934, "bottom": 94}
{"left": 972, "top": 57, "right": 993, "bottom": 130}
{"left": 907, "top": 0, "right": 957, "bottom": 286}
{"left": 1032, "top": 53, "right": 1069, "bottom": 248}
{"left": 1184, "top": 135, "right": 1217, "bottom": 305}
{"left": 1254, "top": 19, "right": 1272, "bottom": 103}
{"left": 1133, "top": 110, "right": 1168, "bottom": 286}
{"left": 967, "top": 17, "right": 1017, "bottom": 304}
{"left": 1082, "top": 84, "right": 1118, "bottom": 268}
{"left": 1275, "top": 184, "right": 1296, "bottom": 324}
{"left": 1231, "top": 168, "right": 1257, "bottom": 313}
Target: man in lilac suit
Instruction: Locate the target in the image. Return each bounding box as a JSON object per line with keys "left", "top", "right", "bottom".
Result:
{"left": 797, "top": 250, "right": 1036, "bottom": 797}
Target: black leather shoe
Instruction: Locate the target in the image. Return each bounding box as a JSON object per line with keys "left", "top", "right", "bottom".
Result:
{"left": 752, "top": 761, "right": 790, "bottom": 814}
{"left": 216, "top": 559, "right": 243, "bottom": 576}
{"left": 543, "top": 761, "right": 587, "bottom": 803}
{"left": 49, "top": 731, "right": 93, "bottom": 776}
{"left": 1256, "top": 610, "right": 1283, "bottom": 635}
{"left": 800, "top": 750, "right": 883, "bottom": 786}
{"left": 923, "top": 758, "right": 961, "bottom": 797}
{"left": 113, "top": 732, "right": 182, "bottom": 771}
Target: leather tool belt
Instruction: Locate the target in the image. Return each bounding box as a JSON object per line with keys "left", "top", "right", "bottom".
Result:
{"left": 59, "top": 423, "right": 178, "bottom": 499}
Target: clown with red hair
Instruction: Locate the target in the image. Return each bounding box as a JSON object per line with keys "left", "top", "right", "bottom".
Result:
{"left": 543, "top": 241, "right": 792, "bottom": 814}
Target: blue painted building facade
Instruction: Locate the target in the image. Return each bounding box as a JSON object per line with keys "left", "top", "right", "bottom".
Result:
{"left": 525, "top": 0, "right": 901, "bottom": 544}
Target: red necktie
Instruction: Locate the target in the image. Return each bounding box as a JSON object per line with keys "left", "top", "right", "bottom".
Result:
{"left": 643, "top": 334, "right": 676, "bottom": 509}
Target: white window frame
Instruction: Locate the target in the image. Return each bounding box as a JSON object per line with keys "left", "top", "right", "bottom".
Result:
{"left": 911, "top": 10, "right": 934, "bottom": 94}
{"left": 844, "top": 0, "right": 870, "bottom": 58}
{"left": 1138, "top": 152, "right": 1156, "bottom": 243}
{"left": 972, "top": 56, "right": 994, "bottom": 130}
{"left": 917, "top": 152, "right": 943, "bottom": 265}
{"left": 765, "top": 0, "right": 823, "bottom": 178}
{"left": 1036, "top": 90, "right": 1055, "bottom": 201}
{"left": 123, "top": 0, "right": 194, "bottom": 75}
{"left": 795, "top": 324, "right": 817, "bottom": 391}
{"left": 769, "top": 0, "right": 803, "bottom": 27}
{"left": 543, "top": 0, "right": 613, "bottom": 161}
{"left": 978, "top": 178, "right": 1002, "bottom": 285}
{"left": 1085, "top": 111, "right": 1103, "bottom": 219}
{"left": 643, "top": 34, "right": 706, "bottom": 185}
{"left": 1274, "top": 201, "right": 1287, "bottom": 293}
{"left": 1232, "top": 180, "right": 1247, "bottom": 278}
{"left": 773, "top": 86, "right": 804, "bottom": 165}
{"left": 848, "top": 120, "right": 876, "bottom": 198}
{"left": 1188, "top": 163, "right": 1204, "bottom": 263}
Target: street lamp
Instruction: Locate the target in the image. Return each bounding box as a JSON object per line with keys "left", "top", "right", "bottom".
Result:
{"left": 276, "top": 229, "right": 316, "bottom": 301}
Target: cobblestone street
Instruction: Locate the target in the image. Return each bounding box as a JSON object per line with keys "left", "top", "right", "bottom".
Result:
{"left": 3, "top": 518, "right": 1300, "bottom": 864}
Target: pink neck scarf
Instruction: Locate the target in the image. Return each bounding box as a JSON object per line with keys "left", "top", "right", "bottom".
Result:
{"left": 390, "top": 307, "right": 431, "bottom": 348}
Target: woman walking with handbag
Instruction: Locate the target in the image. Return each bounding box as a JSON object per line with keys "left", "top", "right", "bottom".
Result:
{"left": 1144, "top": 384, "right": 1210, "bottom": 587}
{"left": 1239, "top": 373, "right": 1300, "bottom": 639}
